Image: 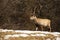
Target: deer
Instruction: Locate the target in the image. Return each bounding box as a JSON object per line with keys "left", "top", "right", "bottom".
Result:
{"left": 30, "top": 6, "right": 51, "bottom": 32}
{"left": 30, "top": 15, "right": 51, "bottom": 32}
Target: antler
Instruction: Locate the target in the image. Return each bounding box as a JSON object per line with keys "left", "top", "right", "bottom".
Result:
{"left": 33, "top": 7, "right": 37, "bottom": 16}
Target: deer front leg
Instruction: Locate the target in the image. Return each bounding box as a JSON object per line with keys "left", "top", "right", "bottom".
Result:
{"left": 41, "top": 26, "right": 43, "bottom": 31}
{"left": 36, "top": 27, "right": 38, "bottom": 31}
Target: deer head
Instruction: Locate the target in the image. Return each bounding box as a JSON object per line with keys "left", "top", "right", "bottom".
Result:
{"left": 30, "top": 15, "right": 37, "bottom": 20}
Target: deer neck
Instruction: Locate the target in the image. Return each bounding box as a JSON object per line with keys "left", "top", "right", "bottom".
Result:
{"left": 34, "top": 18, "right": 38, "bottom": 21}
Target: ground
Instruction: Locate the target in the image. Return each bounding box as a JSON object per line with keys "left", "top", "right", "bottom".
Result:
{"left": 0, "top": 29, "right": 60, "bottom": 40}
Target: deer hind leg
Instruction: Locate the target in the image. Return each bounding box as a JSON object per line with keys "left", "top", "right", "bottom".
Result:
{"left": 49, "top": 24, "right": 51, "bottom": 32}
{"left": 50, "top": 27, "right": 51, "bottom": 32}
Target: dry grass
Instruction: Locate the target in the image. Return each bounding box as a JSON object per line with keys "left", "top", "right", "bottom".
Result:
{"left": 6, "top": 36, "right": 45, "bottom": 40}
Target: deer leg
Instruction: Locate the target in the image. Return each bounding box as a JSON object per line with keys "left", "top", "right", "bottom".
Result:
{"left": 49, "top": 25, "right": 51, "bottom": 32}
{"left": 48, "top": 23, "right": 51, "bottom": 32}
{"left": 36, "top": 27, "right": 38, "bottom": 31}
{"left": 41, "top": 26, "right": 43, "bottom": 31}
{"left": 50, "top": 27, "right": 51, "bottom": 32}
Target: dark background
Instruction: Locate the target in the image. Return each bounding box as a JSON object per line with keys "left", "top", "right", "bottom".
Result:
{"left": 0, "top": 0, "right": 60, "bottom": 32}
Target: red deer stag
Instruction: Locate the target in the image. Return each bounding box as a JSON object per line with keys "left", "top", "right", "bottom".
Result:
{"left": 30, "top": 16, "right": 51, "bottom": 32}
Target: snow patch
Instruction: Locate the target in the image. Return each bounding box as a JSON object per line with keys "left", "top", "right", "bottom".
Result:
{"left": 4, "top": 34, "right": 29, "bottom": 39}
{"left": 1, "top": 29, "right": 14, "bottom": 32}
{"left": 56, "top": 37, "right": 60, "bottom": 40}
{"left": 35, "top": 34, "right": 46, "bottom": 36}
{"left": 4, "top": 35, "right": 12, "bottom": 39}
